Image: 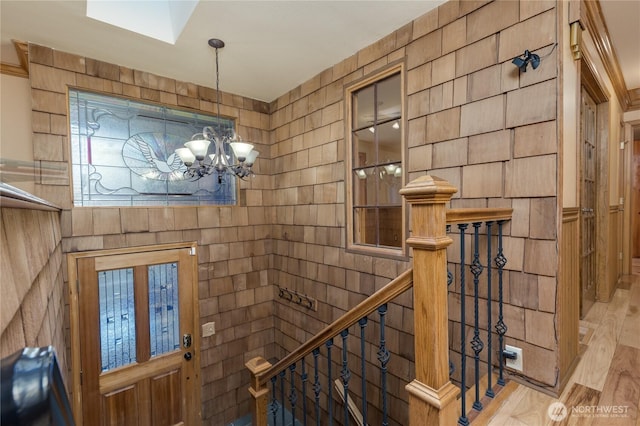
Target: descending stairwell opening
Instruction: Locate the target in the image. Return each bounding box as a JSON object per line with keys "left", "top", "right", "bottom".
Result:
{"left": 245, "top": 177, "right": 514, "bottom": 425}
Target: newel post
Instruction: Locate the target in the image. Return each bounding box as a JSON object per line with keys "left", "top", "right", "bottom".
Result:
{"left": 399, "top": 175, "right": 459, "bottom": 426}
{"left": 246, "top": 357, "right": 272, "bottom": 426}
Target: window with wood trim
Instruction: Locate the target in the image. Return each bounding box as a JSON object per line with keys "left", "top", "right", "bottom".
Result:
{"left": 68, "top": 89, "right": 237, "bottom": 206}
{"left": 346, "top": 66, "right": 405, "bottom": 256}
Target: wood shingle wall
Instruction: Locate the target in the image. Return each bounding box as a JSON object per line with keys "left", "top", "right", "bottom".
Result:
{"left": 27, "top": 42, "right": 274, "bottom": 423}
{"left": 0, "top": 207, "right": 66, "bottom": 383}
{"left": 17, "top": 0, "right": 566, "bottom": 423}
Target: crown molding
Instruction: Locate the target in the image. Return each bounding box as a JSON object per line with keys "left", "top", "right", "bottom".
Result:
{"left": 0, "top": 40, "right": 28, "bottom": 78}
{"left": 582, "top": 0, "right": 636, "bottom": 111}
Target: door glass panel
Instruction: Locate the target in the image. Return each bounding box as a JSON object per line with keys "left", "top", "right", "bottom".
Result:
{"left": 99, "top": 268, "right": 136, "bottom": 371}
{"left": 148, "top": 263, "right": 181, "bottom": 357}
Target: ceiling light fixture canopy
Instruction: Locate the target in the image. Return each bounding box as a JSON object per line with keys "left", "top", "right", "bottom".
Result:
{"left": 175, "top": 38, "right": 258, "bottom": 182}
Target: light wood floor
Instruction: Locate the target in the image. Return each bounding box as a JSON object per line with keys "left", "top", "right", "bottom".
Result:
{"left": 485, "top": 269, "right": 640, "bottom": 426}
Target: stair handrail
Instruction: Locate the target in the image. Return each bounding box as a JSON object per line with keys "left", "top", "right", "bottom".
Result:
{"left": 446, "top": 207, "right": 513, "bottom": 225}
{"left": 256, "top": 268, "right": 413, "bottom": 386}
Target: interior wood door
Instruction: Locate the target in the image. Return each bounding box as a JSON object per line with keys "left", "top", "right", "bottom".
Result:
{"left": 633, "top": 140, "right": 640, "bottom": 258}
{"left": 71, "top": 244, "right": 200, "bottom": 426}
{"left": 580, "top": 88, "right": 597, "bottom": 318}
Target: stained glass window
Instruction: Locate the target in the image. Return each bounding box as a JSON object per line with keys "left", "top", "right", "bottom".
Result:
{"left": 69, "top": 89, "right": 237, "bottom": 206}
{"left": 99, "top": 268, "right": 136, "bottom": 371}
{"left": 148, "top": 263, "right": 181, "bottom": 356}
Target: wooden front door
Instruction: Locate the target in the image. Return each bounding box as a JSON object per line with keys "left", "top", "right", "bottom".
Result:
{"left": 69, "top": 243, "right": 200, "bottom": 425}
{"left": 580, "top": 88, "right": 597, "bottom": 317}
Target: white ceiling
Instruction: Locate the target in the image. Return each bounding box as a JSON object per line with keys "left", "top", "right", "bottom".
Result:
{"left": 599, "top": 0, "right": 640, "bottom": 91}
{"left": 0, "top": 0, "right": 637, "bottom": 104}
{"left": 0, "top": 0, "right": 446, "bottom": 102}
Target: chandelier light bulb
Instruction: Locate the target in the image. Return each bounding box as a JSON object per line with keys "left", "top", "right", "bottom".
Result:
{"left": 229, "top": 141, "right": 254, "bottom": 162}
{"left": 175, "top": 147, "right": 196, "bottom": 166}
{"left": 185, "top": 139, "right": 211, "bottom": 161}
{"left": 245, "top": 150, "right": 259, "bottom": 166}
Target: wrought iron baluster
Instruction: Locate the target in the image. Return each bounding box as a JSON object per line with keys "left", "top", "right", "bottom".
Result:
{"left": 270, "top": 376, "right": 278, "bottom": 426}
{"left": 495, "top": 220, "right": 508, "bottom": 386}
{"left": 341, "top": 329, "right": 351, "bottom": 426}
{"left": 280, "top": 370, "right": 286, "bottom": 426}
{"left": 458, "top": 223, "right": 469, "bottom": 426}
{"left": 447, "top": 224, "right": 455, "bottom": 378}
{"left": 312, "top": 348, "right": 321, "bottom": 426}
{"left": 301, "top": 357, "right": 308, "bottom": 426}
{"left": 289, "top": 363, "right": 297, "bottom": 424}
{"left": 485, "top": 221, "right": 495, "bottom": 398}
{"left": 359, "top": 317, "right": 368, "bottom": 425}
{"left": 471, "top": 222, "right": 484, "bottom": 412}
{"left": 327, "top": 338, "right": 334, "bottom": 426}
{"left": 377, "top": 304, "right": 390, "bottom": 426}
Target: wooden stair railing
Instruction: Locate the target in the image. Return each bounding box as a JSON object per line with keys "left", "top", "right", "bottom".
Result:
{"left": 246, "top": 268, "right": 414, "bottom": 425}
{"left": 446, "top": 206, "right": 513, "bottom": 425}
{"left": 246, "top": 175, "right": 513, "bottom": 425}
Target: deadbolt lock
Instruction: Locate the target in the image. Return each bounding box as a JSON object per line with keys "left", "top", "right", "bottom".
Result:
{"left": 183, "top": 334, "right": 192, "bottom": 349}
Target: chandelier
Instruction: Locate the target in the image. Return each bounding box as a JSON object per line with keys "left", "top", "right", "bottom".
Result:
{"left": 175, "top": 38, "right": 258, "bottom": 182}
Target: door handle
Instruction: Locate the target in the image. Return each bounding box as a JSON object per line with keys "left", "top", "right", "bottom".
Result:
{"left": 184, "top": 352, "right": 192, "bottom": 361}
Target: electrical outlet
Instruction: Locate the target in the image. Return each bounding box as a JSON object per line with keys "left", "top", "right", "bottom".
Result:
{"left": 202, "top": 322, "right": 215, "bottom": 337}
{"left": 505, "top": 345, "right": 523, "bottom": 372}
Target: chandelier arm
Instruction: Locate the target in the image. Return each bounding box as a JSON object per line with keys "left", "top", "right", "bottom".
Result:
{"left": 202, "top": 126, "right": 220, "bottom": 140}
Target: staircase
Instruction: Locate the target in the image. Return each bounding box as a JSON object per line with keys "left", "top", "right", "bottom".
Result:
{"left": 246, "top": 175, "right": 513, "bottom": 425}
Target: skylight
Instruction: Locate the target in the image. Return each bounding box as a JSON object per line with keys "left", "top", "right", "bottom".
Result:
{"left": 86, "top": 0, "right": 198, "bottom": 44}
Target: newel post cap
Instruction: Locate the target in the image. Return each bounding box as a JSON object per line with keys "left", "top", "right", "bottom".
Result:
{"left": 399, "top": 175, "right": 457, "bottom": 203}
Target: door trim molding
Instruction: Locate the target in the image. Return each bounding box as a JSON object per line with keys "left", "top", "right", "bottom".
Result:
{"left": 579, "top": 49, "right": 611, "bottom": 303}
{"left": 67, "top": 242, "right": 200, "bottom": 425}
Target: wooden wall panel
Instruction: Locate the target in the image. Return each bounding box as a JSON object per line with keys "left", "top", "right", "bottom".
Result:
{"left": 607, "top": 207, "right": 621, "bottom": 294}
{"left": 558, "top": 208, "right": 580, "bottom": 392}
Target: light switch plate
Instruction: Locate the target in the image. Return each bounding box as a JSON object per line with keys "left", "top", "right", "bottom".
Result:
{"left": 202, "top": 322, "right": 215, "bottom": 337}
